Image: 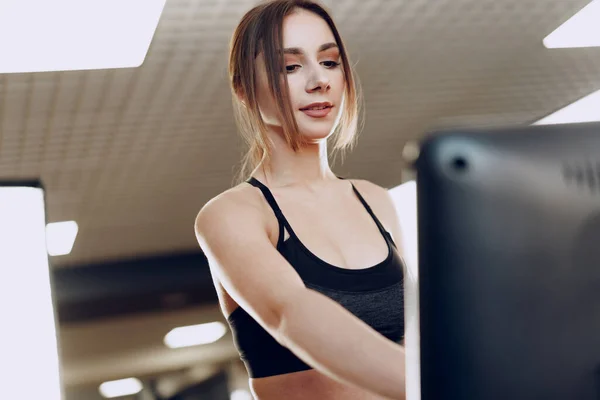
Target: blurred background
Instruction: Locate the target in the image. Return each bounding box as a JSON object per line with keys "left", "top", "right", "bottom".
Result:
{"left": 1, "top": 0, "right": 599, "bottom": 399}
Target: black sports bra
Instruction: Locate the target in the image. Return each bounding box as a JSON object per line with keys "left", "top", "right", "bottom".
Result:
{"left": 226, "top": 177, "right": 405, "bottom": 378}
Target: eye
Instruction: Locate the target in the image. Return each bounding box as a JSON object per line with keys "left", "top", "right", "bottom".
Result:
{"left": 286, "top": 65, "right": 300, "bottom": 73}
{"left": 322, "top": 61, "right": 341, "bottom": 69}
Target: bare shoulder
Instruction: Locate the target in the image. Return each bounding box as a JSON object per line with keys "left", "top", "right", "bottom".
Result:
{"left": 349, "top": 179, "right": 389, "bottom": 196}
{"left": 349, "top": 179, "right": 405, "bottom": 250}
{"left": 349, "top": 179, "right": 396, "bottom": 216}
{"left": 194, "top": 183, "right": 266, "bottom": 241}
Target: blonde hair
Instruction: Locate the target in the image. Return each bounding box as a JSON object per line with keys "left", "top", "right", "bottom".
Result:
{"left": 228, "top": 0, "right": 363, "bottom": 183}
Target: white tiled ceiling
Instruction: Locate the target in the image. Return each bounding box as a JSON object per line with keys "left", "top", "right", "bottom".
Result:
{"left": 1, "top": 0, "right": 599, "bottom": 267}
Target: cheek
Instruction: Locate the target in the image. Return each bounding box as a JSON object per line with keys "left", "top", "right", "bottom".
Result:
{"left": 264, "top": 77, "right": 302, "bottom": 118}
{"left": 285, "top": 77, "right": 304, "bottom": 107}
{"left": 256, "top": 75, "right": 299, "bottom": 125}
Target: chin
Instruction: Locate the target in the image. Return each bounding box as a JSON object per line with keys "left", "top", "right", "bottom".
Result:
{"left": 298, "top": 125, "right": 336, "bottom": 142}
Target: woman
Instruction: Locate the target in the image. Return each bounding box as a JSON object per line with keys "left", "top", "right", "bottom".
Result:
{"left": 195, "top": 1, "right": 409, "bottom": 399}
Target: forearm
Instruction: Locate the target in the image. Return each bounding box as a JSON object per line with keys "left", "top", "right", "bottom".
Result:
{"left": 276, "top": 288, "right": 406, "bottom": 400}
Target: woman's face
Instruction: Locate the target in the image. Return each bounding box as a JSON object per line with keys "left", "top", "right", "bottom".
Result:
{"left": 255, "top": 9, "right": 345, "bottom": 143}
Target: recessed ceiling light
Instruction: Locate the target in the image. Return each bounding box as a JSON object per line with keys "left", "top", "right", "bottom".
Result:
{"left": 0, "top": 0, "right": 167, "bottom": 73}
{"left": 543, "top": 0, "right": 600, "bottom": 48}
{"left": 164, "top": 322, "right": 227, "bottom": 349}
{"left": 230, "top": 389, "right": 253, "bottom": 400}
{"left": 46, "top": 221, "right": 78, "bottom": 256}
{"left": 99, "top": 378, "right": 143, "bottom": 399}
{"left": 533, "top": 89, "right": 600, "bottom": 125}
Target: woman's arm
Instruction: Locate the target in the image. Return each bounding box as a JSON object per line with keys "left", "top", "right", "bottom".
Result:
{"left": 194, "top": 189, "right": 406, "bottom": 400}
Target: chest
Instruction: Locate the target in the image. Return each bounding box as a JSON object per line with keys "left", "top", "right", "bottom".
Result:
{"left": 271, "top": 188, "right": 391, "bottom": 271}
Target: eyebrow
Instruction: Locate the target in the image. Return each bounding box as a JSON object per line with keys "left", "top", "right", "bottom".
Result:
{"left": 283, "top": 42, "right": 339, "bottom": 55}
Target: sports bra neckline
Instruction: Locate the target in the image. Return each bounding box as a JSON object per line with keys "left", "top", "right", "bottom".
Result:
{"left": 246, "top": 176, "right": 394, "bottom": 275}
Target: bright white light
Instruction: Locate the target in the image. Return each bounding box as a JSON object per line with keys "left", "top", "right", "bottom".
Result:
{"left": 543, "top": 0, "right": 600, "bottom": 48}
{"left": 534, "top": 89, "right": 600, "bottom": 125}
{"left": 388, "top": 181, "right": 420, "bottom": 400}
{"left": 46, "top": 220, "right": 78, "bottom": 256}
{"left": 0, "top": 185, "right": 62, "bottom": 400}
{"left": 99, "top": 378, "right": 143, "bottom": 398}
{"left": 388, "top": 181, "right": 418, "bottom": 277}
{"left": 164, "top": 322, "right": 227, "bottom": 349}
{"left": 231, "top": 389, "right": 252, "bottom": 400}
{"left": 0, "top": 0, "right": 167, "bottom": 73}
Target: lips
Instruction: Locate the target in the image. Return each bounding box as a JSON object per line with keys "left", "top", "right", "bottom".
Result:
{"left": 300, "top": 102, "right": 334, "bottom": 118}
{"left": 300, "top": 102, "right": 333, "bottom": 111}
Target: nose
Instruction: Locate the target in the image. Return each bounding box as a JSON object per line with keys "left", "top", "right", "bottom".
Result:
{"left": 306, "top": 69, "right": 330, "bottom": 93}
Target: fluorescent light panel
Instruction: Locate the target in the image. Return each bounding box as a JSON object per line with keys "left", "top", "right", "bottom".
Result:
{"left": 46, "top": 220, "right": 78, "bottom": 256}
{"left": 164, "top": 322, "right": 227, "bottom": 349}
{"left": 0, "top": 0, "right": 167, "bottom": 73}
{"left": 534, "top": 89, "right": 600, "bottom": 125}
{"left": 543, "top": 0, "right": 600, "bottom": 48}
{"left": 99, "top": 378, "right": 143, "bottom": 399}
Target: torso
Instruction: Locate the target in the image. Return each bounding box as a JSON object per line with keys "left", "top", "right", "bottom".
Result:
{"left": 213, "top": 178, "right": 403, "bottom": 400}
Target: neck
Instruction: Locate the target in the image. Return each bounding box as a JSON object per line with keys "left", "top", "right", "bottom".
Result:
{"left": 253, "top": 127, "right": 337, "bottom": 188}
